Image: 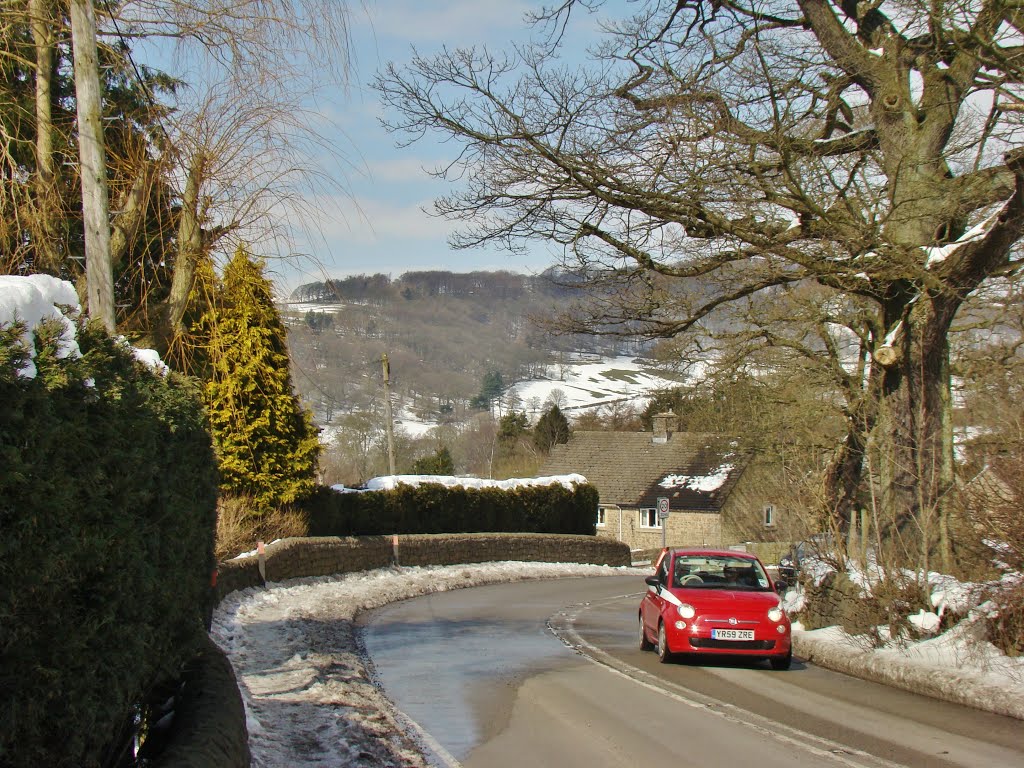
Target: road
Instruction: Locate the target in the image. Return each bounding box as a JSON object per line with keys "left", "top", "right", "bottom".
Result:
{"left": 359, "top": 575, "right": 1024, "bottom": 768}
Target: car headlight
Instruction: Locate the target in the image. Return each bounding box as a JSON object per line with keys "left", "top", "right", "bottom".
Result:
{"left": 677, "top": 603, "right": 696, "bottom": 619}
{"left": 767, "top": 606, "right": 785, "bottom": 623}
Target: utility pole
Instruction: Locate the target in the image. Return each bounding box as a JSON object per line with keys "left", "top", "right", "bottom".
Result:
{"left": 382, "top": 354, "right": 396, "bottom": 476}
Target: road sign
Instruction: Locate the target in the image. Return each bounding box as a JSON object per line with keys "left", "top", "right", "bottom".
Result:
{"left": 657, "top": 497, "right": 670, "bottom": 520}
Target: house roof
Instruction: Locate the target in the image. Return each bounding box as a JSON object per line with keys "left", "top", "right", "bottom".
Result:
{"left": 538, "top": 431, "right": 749, "bottom": 511}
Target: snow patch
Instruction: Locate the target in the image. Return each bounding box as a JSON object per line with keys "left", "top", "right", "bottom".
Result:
{"left": 333, "top": 473, "right": 588, "bottom": 493}
{"left": 0, "top": 274, "right": 82, "bottom": 379}
{"left": 658, "top": 465, "right": 734, "bottom": 492}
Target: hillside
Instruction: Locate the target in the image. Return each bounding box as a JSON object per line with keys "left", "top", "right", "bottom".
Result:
{"left": 283, "top": 270, "right": 658, "bottom": 425}
{"left": 281, "top": 270, "right": 686, "bottom": 483}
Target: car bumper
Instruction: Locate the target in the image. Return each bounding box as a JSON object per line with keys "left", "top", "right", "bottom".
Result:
{"left": 665, "top": 623, "right": 792, "bottom": 657}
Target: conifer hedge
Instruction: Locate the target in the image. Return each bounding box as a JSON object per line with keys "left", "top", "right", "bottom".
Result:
{"left": 303, "top": 480, "right": 598, "bottom": 537}
{"left": 0, "top": 322, "right": 219, "bottom": 768}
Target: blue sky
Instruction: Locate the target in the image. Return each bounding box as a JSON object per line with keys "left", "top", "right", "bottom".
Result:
{"left": 276, "top": 0, "right": 617, "bottom": 293}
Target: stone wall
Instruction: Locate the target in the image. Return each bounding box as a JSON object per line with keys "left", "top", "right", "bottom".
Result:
{"left": 150, "top": 635, "right": 251, "bottom": 768}
{"left": 216, "top": 533, "right": 631, "bottom": 600}
{"left": 165, "top": 533, "right": 631, "bottom": 768}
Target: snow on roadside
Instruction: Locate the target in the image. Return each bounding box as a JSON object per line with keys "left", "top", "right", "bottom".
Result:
{"left": 210, "top": 562, "right": 640, "bottom": 768}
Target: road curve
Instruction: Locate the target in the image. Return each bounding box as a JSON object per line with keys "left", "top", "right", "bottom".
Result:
{"left": 360, "top": 575, "right": 1024, "bottom": 768}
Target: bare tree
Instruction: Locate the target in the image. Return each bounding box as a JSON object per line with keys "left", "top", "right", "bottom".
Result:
{"left": 116, "top": 0, "right": 356, "bottom": 354}
{"left": 70, "top": 0, "right": 115, "bottom": 331}
{"left": 4, "top": 0, "right": 355, "bottom": 350}
{"left": 377, "top": 0, "right": 1024, "bottom": 567}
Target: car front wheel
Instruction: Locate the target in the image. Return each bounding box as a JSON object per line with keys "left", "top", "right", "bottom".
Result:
{"left": 639, "top": 614, "right": 654, "bottom": 651}
{"left": 769, "top": 649, "right": 792, "bottom": 671}
{"left": 657, "top": 621, "right": 673, "bottom": 664}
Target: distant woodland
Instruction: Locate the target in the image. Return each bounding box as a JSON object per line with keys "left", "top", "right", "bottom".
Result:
{"left": 282, "top": 270, "right": 649, "bottom": 482}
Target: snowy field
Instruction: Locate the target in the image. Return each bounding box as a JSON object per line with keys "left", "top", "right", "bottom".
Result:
{"left": 320, "top": 353, "right": 692, "bottom": 443}
{"left": 507, "top": 355, "right": 694, "bottom": 415}
{"left": 212, "top": 562, "right": 1024, "bottom": 768}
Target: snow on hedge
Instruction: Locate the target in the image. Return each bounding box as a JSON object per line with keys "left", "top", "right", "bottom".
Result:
{"left": 332, "top": 473, "right": 589, "bottom": 493}
{"left": 0, "top": 274, "right": 168, "bottom": 378}
{"left": 0, "top": 274, "right": 82, "bottom": 379}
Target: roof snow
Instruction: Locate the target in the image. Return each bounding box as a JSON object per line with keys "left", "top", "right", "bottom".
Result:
{"left": 658, "top": 464, "right": 735, "bottom": 493}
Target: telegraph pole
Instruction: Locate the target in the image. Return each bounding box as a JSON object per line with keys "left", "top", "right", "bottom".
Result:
{"left": 382, "top": 354, "right": 396, "bottom": 475}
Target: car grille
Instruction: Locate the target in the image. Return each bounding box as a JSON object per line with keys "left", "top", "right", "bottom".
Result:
{"left": 689, "top": 638, "right": 776, "bottom": 651}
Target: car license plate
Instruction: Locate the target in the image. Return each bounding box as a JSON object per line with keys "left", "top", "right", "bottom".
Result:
{"left": 712, "top": 629, "right": 754, "bottom": 641}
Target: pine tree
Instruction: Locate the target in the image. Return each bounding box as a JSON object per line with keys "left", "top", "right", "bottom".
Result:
{"left": 533, "top": 404, "right": 570, "bottom": 453}
{"left": 470, "top": 369, "right": 504, "bottom": 409}
{"left": 498, "top": 411, "right": 529, "bottom": 443}
{"left": 205, "top": 246, "right": 321, "bottom": 507}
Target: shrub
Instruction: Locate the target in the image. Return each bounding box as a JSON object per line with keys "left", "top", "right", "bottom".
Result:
{"left": 215, "top": 494, "right": 310, "bottom": 561}
{"left": 303, "top": 481, "right": 598, "bottom": 537}
{"left": 983, "top": 580, "right": 1024, "bottom": 657}
{"left": 0, "top": 322, "right": 218, "bottom": 768}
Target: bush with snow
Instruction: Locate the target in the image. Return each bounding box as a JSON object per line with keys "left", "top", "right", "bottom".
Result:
{"left": 1, "top": 276, "right": 219, "bottom": 768}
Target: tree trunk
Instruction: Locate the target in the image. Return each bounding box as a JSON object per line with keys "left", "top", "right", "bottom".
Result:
{"left": 70, "top": 0, "right": 115, "bottom": 332}
{"left": 30, "top": 0, "right": 62, "bottom": 273}
{"left": 823, "top": 392, "right": 878, "bottom": 535}
{"left": 110, "top": 166, "right": 152, "bottom": 275}
{"left": 153, "top": 153, "right": 205, "bottom": 355}
{"left": 878, "top": 296, "right": 957, "bottom": 565}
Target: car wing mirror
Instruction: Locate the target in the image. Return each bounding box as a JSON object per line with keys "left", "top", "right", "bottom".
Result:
{"left": 644, "top": 575, "right": 660, "bottom": 588}
{"left": 774, "top": 579, "right": 789, "bottom": 593}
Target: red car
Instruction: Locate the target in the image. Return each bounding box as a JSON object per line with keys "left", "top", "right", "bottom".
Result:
{"left": 639, "top": 548, "right": 792, "bottom": 670}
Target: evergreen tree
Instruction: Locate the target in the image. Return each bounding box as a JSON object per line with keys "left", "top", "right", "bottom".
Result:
{"left": 410, "top": 446, "right": 455, "bottom": 476}
{"left": 533, "top": 404, "right": 570, "bottom": 453}
{"left": 205, "top": 246, "right": 321, "bottom": 507}
{"left": 470, "top": 369, "right": 504, "bottom": 409}
{"left": 498, "top": 411, "right": 529, "bottom": 443}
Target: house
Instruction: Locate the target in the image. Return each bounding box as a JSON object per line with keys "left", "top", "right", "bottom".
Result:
{"left": 538, "top": 414, "right": 790, "bottom": 553}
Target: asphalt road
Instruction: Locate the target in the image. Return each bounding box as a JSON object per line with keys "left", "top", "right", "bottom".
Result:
{"left": 359, "top": 575, "right": 1024, "bottom": 768}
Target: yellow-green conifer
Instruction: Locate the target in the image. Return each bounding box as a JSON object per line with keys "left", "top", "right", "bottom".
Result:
{"left": 205, "top": 246, "right": 320, "bottom": 507}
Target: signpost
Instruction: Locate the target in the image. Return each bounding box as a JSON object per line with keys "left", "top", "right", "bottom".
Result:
{"left": 657, "top": 497, "right": 670, "bottom": 548}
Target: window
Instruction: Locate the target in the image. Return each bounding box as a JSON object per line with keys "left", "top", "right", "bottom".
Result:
{"left": 639, "top": 507, "right": 660, "bottom": 528}
{"left": 597, "top": 506, "right": 606, "bottom": 527}
{"left": 763, "top": 504, "right": 775, "bottom": 528}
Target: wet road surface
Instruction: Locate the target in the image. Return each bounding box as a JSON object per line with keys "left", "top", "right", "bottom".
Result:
{"left": 360, "top": 575, "right": 1024, "bottom": 767}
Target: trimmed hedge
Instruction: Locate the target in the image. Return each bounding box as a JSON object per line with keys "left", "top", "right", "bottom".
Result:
{"left": 303, "top": 481, "right": 599, "bottom": 537}
{"left": 0, "top": 322, "right": 219, "bottom": 768}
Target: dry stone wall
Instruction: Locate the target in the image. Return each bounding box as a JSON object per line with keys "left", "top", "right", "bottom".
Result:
{"left": 215, "top": 533, "right": 631, "bottom": 599}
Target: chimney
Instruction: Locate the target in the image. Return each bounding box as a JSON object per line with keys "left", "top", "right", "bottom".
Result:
{"left": 652, "top": 412, "right": 677, "bottom": 444}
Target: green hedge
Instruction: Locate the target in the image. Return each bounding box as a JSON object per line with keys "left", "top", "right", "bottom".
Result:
{"left": 303, "top": 481, "right": 599, "bottom": 537}
{"left": 0, "top": 322, "right": 219, "bottom": 768}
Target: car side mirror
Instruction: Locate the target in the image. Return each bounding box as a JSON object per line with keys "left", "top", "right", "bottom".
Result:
{"left": 645, "top": 575, "right": 660, "bottom": 588}
{"left": 774, "top": 579, "right": 789, "bottom": 593}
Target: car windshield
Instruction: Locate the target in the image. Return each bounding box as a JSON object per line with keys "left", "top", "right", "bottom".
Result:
{"left": 671, "top": 555, "right": 770, "bottom": 591}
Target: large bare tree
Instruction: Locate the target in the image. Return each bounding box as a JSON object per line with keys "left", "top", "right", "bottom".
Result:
{"left": 377, "top": 0, "right": 1024, "bottom": 562}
